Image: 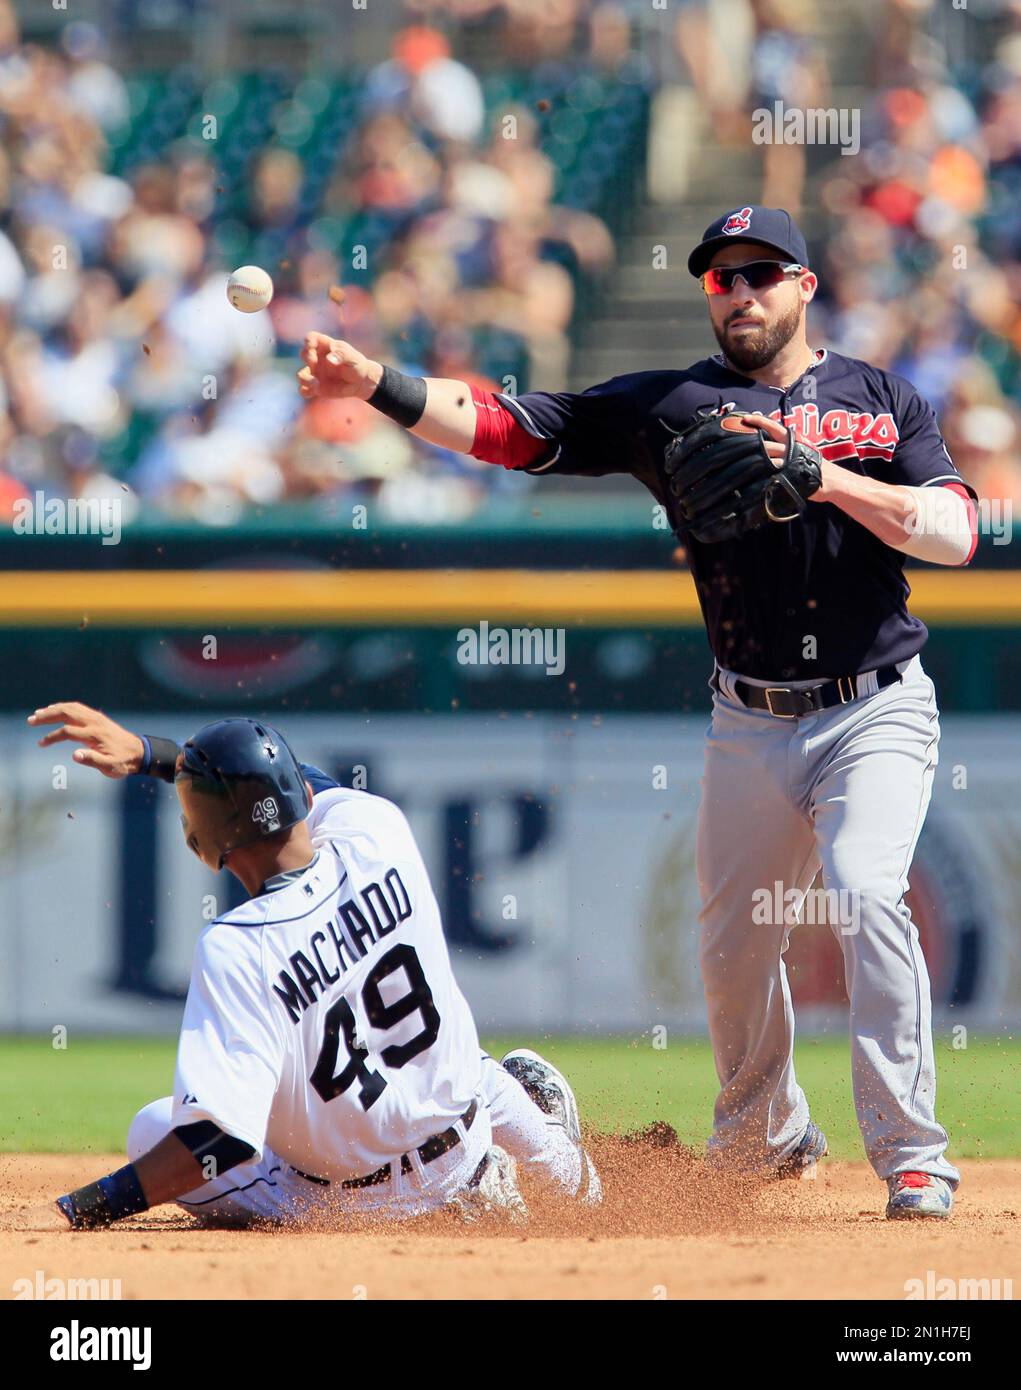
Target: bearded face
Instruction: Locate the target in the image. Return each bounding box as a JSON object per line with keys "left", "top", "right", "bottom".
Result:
{"left": 703, "top": 241, "right": 813, "bottom": 374}
{"left": 711, "top": 295, "right": 805, "bottom": 373}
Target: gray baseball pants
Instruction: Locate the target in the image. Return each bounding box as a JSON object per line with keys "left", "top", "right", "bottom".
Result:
{"left": 698, "top": 654, "right": 959, "bottom": 1186}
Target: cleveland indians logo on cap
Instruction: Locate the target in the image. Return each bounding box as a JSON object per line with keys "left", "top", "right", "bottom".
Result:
{"left": 722, "top": 207, "right": 753, "bottom": 235}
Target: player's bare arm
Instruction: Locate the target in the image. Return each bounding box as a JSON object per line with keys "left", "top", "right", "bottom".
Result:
{"left": 744, "top": 414, "right": 975, "bottom": 563}
{"left": 296, "top": 332, "right": 478, "bottom": 454}
{"left": 1, "top": 1128, "right": 254, "bottom": 1232}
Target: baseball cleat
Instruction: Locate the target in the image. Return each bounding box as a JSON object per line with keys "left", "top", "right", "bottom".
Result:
{"left": 775, "top": 1120, "right": 828, "bottom": 1180}
{"left": 500, "top": 1047, "right": 603, "bottom": 1204}
{"left": 885, "top": 1172, "right": 954, "bottom": 1220}
{"left": 449, "top": 1145, "right": 528, "bottom": 1223}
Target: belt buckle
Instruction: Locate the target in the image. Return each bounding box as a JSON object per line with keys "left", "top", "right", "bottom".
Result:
{"left": 764, "top": 687, "right": 798, "bottom": 719}
{"left": 836, "top": 675, "right": 857, "bottom": 704}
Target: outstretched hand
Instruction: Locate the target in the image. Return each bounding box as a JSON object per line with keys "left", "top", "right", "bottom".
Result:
{"left": 28, "top": 702, "right": 145, "bottom": 778}
{"left": 296, "top": 333, "right": 383, "bottom": 401}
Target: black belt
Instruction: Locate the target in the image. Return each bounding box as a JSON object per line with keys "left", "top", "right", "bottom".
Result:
{"left": 720, "top": 665, "right": 903, "bottom": 719}
{"left": 291, "top": 1099, "right": 478, "bottom": 1191}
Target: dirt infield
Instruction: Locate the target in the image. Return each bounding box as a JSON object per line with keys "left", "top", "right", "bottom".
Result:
{"left": 3, "top": 1140, "right": 1019, "bottom": 1301}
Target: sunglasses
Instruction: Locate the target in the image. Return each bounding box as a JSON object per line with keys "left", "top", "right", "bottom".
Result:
{"left": 702, "top": 261, "right": 806, "bottom": 295}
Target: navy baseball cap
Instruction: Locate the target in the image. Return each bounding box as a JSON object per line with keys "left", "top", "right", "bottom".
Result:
{"left": 687, "top": 206, "right": 809, "bottom": 278}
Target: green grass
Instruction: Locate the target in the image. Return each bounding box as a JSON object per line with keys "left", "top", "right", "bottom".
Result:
{"left": 1, "top": 1034, "right": 1018, "bottom": 1160}
{"left": 0, "top": 1037, "right": 178, "bottom": 1155}
{"left": 490, "top": 1034, "right": 1021, "bottom": 1162}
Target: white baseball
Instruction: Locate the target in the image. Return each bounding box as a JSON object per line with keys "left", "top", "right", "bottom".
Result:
{"left": 226, "top": 265, "right": 274, "bottom": 313}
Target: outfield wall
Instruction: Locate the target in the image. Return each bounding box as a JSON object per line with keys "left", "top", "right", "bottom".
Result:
{"left": 2, "top": 569, "right": 1021, "bottom": 714}
{"left": 1, "top": 713, "right": 1018, "bottom": 1036}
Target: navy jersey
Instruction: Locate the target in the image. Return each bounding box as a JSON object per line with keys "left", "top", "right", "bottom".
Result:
{"left": 497, "top": 350, "right": 976, "bottom": 680}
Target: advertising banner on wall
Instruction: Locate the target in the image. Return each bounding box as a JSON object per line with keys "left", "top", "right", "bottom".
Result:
{"left": 0, "top": 714, "right": 1017, "bottom": 1035}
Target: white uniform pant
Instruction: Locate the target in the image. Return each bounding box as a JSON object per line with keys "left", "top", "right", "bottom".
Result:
{"left": 128, "top": 1055, "right": 584, "bottom": 1226}
{"left": 480, "top": 1052, "right": 584, "bottom": 1194}
{"left": 128, "top": 1096, "right": 493, "bottom": 1227}
{"left": 699, "top": 656, "right": 959, "bottom": 1186}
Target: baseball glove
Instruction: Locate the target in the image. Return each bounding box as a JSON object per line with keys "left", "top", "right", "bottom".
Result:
{"left": 663, "top": 408, "right": 823, "bottom": 543}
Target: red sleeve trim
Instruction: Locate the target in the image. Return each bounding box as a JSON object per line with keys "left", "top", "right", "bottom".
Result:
{"left": 469, "top": 384, "right": 549, "bottom": 471}
{"left": 942, "top": 481, "right": 978, "bottom": 564}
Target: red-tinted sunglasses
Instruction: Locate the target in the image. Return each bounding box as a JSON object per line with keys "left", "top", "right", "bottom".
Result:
{"left": 702, "top": 261, "right": 806, "bottom": 295}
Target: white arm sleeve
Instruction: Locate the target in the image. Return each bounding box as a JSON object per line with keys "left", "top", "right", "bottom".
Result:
{"left": 172, "top": 928, "right": 283, "bottom": 1158}
{"left": 890, "top": 485, "right": 974, "bottom": 566}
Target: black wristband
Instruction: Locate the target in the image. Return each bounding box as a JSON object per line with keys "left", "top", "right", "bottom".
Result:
{"left": 367, "top": 364, "right": 428, "bottom": 429}
{"left": 141, "top": 735, "right": 181, "bottom": 783}
{"left": 57, "top": 1164, "right": 149, "bottom": 1229}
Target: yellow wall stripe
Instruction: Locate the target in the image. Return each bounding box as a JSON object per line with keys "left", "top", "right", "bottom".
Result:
{"left": 0, "top": 569, "right": 1018, "bottom": 626}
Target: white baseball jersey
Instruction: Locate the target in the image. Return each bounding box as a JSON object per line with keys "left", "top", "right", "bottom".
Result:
{"left": 171, "top": 787, "right": 483, "bottom": 1181}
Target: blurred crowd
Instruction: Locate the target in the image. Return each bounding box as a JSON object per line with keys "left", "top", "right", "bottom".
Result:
{"left": 0, "top": 1, "right": 621, "bottom": 526}
{"left": 808, "top": 0, "right": 1021, "bottom": 515}
{"left": 0, "top": 0, "right": 1020, "bottom": 527}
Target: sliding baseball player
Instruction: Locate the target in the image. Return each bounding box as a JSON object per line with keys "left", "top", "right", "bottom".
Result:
{"left": 7, "top": 704, "right": 599, "bottom": 1231}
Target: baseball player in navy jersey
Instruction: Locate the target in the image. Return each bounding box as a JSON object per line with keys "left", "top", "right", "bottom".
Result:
{"left": 297, "top": 205, "right": 978, "bottom": 1220}
{"left": 6, "top": 703, "right": 599, "bottom": 1232}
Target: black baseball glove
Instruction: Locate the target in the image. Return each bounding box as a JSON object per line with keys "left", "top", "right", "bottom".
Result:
{"left": 663, "top": 408, "right": 823, "bottom": 543}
